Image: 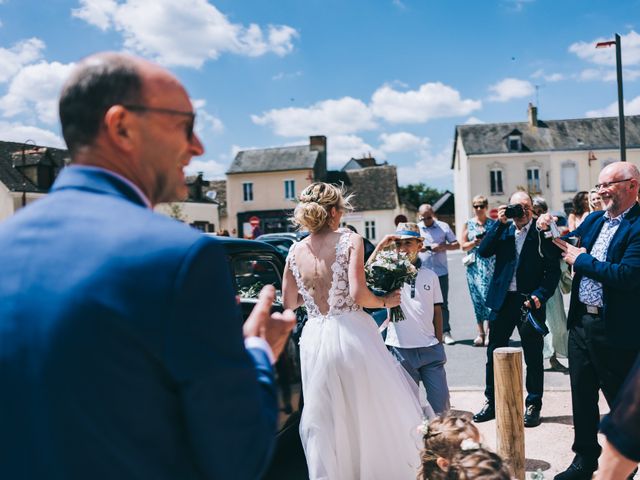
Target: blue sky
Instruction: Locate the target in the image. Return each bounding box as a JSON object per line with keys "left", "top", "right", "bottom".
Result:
{"left": 0, "top": 0, "right": 639, "bottom": 190}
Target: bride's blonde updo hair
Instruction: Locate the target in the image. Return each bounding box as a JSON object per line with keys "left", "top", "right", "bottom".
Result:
{"left": 293, "top": 182, "right": 353, "bottom": 233}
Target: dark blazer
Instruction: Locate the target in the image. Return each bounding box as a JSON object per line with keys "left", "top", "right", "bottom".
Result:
{"left": 478, "top": 219, "right": 560, "bottom": 317}
{"left": 0, "top": 166, "right": 278, "bottom": 480}
{"left": 564, "top": 204, "right": 640, "bottom": 348}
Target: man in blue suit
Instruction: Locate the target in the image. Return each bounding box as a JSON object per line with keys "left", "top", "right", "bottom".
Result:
{"left": 538, "top": 161, "right": 640, "bottom": 480}
{"left": 0, "top": 53, "right": 295, "bottom": 480}
{"left": 473, "top": 191, "right": 560, "bottom": 427}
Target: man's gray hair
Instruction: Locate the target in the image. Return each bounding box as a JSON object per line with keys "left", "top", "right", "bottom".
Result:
{"left": 59, "top": 54, "right": 143, "bottom": 155}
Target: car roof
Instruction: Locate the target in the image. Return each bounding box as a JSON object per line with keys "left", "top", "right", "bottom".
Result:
{"left": 204, "top": 234, "right": 282, "bottom": 256}
{"left": 256, "top": 231, "right": 309, "bottom": 241}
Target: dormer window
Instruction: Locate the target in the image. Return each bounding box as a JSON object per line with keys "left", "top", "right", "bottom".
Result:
{"left": 508, "top": 134, "right": 522, "bottom": 152}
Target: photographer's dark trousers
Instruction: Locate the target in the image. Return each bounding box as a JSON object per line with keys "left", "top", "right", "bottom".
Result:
{"left": 568, "top": 311, "right": 639, "bottom": 464}
{"left": 484, "top": 292, "right": 544, "bottom": 408}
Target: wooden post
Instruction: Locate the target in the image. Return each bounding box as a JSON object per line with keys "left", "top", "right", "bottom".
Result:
{"left": 494, "top": 347, "right": 525, "bottom": 480}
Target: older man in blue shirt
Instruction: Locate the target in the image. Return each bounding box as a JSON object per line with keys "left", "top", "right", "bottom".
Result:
{"left": 538, "top": 161, "right": 640, "bottom": 480}
{"left": 418, "top": 204, "right": 460, "bottom": 345}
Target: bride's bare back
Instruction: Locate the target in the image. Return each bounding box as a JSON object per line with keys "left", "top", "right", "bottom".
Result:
{"left": 293, "top": 232, "right": 342, "bottom": 315}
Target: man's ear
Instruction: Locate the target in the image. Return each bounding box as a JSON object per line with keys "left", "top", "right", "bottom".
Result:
{"left": 436, "top": 456, "right": 450, "bottom": 471}
{"left": 103, "top": 105, "right": 136, "bottom": 152}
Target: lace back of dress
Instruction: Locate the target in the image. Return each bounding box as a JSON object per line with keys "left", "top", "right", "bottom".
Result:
{"left": 287, "top": 232, "right": 359, "bottom": 319}
{"left": 329, "top": 233, "right": 358, "bottom": 315}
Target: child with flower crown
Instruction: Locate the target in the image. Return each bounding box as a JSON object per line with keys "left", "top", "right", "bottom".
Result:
{"left": 417, "top": 412, "right": 514, "bottom": 479}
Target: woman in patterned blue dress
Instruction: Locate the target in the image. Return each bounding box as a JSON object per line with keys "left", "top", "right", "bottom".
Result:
{"left": 459, "top": 195, "right": 496, "bottom": 346}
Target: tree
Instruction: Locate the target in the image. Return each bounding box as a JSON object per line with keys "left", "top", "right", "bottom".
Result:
{"left": 398, "top": 183, "right": 444, "bottom": 208}
{"left": 167, "top": 202, "right": 186, "bottom": 222}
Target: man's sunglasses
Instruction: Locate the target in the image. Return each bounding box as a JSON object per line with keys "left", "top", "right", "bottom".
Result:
{"left": 473, "top": 204, "right": 487, "bottom": 209}
{"left": 122, "top": 104, "right": 196, "bottom": 141}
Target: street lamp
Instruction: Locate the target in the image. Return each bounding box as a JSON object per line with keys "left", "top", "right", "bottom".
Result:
{"left": 596, "top": 33, "right": 626, "bottom": 161}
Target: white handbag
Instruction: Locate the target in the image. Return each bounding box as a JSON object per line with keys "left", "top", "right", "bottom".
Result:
{"left": 462, "top": 251, "right": 476, "bottom": 267}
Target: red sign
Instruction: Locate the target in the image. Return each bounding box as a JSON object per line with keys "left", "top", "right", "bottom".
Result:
{"left": 249, "top": 216, "right": 260, "bottom": 227}
{"left": 489, "top": 208, "right": 499, "bottom": 220}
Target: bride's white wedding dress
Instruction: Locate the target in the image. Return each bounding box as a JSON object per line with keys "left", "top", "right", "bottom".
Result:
{"left": 288, "top": 231, "right": 430, "bottom": 480}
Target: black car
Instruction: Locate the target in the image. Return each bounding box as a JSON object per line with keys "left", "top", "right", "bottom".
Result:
{"left": 211, "top": 236, "right": 308, "bottom": 478}
{"left": 257, "top": 231, "right": 377, "bottom": 261}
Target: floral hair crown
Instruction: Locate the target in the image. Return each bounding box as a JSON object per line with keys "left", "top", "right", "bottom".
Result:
{"left": 460, "top": 438, "right": 481, "bottom": 451}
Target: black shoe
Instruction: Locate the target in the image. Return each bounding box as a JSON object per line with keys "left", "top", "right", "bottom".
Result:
{"left": 473, "top": 402, "right": 495, "bottom": 423}
{"left": 554, "top": 460, "right": 597, "bottom": 480}
{"left": 524, "top": 404, "right": 541, "bottom": 427}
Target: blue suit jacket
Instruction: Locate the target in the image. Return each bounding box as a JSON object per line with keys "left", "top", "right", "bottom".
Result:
{"left": 0, "top": 166, "right": 278, "bottom": 479}
{"left": 564, "top": 204, "right": 640, "bottom": 348}
{"left": 478, "top": 220, "right": 560, "bottom": 318}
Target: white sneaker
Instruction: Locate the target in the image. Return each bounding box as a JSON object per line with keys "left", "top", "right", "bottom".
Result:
{"left": 443, "top": 332, "right": 455, "bottom": 345}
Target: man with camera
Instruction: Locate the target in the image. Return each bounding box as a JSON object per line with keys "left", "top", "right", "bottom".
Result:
{"left": 473, "top": 191, "right": 560, "bottom": 427}
{"left": 538, "top": 161, "right": 640, "bottom": 480}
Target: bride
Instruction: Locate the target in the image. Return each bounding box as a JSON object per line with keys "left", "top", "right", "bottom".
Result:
{"left": 283, "top": 182, "right": 429, "bottom": 480}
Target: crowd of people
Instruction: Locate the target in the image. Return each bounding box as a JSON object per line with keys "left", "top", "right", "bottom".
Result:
{"left": 0, "top": 50, "right": 639, "bottom": 480}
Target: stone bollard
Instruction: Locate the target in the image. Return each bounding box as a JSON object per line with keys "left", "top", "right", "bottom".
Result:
{"left": 494, "top": 346, "right": 525, "bottom": 480}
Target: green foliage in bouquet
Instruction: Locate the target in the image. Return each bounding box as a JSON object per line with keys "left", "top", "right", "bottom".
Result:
{"left": 365, "top": 249, "right": 418, "bottom": 322}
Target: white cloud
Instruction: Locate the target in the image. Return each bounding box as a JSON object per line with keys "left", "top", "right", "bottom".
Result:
{"left": 392, "top": 0, "right": 407, "bottom": 9}
{"left": 329, "top": 135, "right": 384, "bottom": 169}
{"left": 545, "top": 73, "right": 564, "bottom": 82}
{"left": 71, "top": 0, "right": 117, "bottom": 30}
{"left": 192, "top": 98, "right": 224, "bottom": 136}
{"left": 251, "top": 97, "right": 377, "bottom": 137}
{"left": 184, "top": 158, "right": 226, "bottom": 179}
{"left": 464, "top": 116, "right": 484, "bottom": 124}
{"left": 72, "top": 0, "right": 298, "bottom": 68}
{"left": 488, "top": 77, "right": 534, "bottom": 102}
{"left": 585, "top": 95, "right": 640, "bottom": 118}
{"left": 370, "top": 82, "right": 481, "bottom": 123}
{"left": 0, "top": 38, "right": 46, "bottom": 83}
{"left": 575, "top": 67, "right": 640, "bottom": 83}
{"left": 379, "top": 132, "right": 428, "bottom": 153}
{"left": 0, "top": 61, "right": 75, "bottom": 124}
{"left": 396, "top": 145, "right": 453, "bottom": 186}
{"left": 502, "top": 0, "right": 535, "bottom": 12}
{"left": 569, "top": 30, "right": 640, "bottom": 67}
{"left": 272, "top": 71, "right": 302, "bottom": 81}
{"left": 0, "top": 121, "right": 64, "bottom": 147}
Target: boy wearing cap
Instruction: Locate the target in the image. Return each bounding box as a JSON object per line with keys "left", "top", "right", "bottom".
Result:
{"left": 368, "top": 222, "right": 450, "bottom": 414}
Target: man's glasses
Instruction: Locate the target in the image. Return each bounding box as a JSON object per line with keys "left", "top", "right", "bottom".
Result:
{"left": 122, "top": 104, "right": 196, "bottom": 141}
{"left": 473, "top": 204, "right": 487, "bottom": 209}
{"left": 594, "top": 178, "right": 633, "bottom": 190}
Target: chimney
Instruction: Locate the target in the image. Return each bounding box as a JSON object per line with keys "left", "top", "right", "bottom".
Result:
{"left": 528, "top": 102, "right": 538, "bottom": 127}
{"left": 309, "top": 135, "right": 327, "bottom": 181}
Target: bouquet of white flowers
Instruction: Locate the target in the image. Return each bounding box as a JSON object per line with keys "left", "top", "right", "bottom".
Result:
{"left": 365, "top": 249, "right": 418, "bottom": 322}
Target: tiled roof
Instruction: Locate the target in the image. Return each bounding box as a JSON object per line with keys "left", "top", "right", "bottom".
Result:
{"left": 342, "top": 165, "right": 399, "bottom": 211}
{"left": 455, "top": 115, "right": 640, "bottom": 163}
{"left": 0, "top": 141, "right": 68, "bottom": 193}
{"left": 228, "top": 145, "right": 319, "bottom": 174}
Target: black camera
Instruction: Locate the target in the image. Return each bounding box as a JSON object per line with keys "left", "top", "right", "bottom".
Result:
{"left": 475, "top": 231, "right": 486, "bottom": 239}
{"left": 504, "top": 204, "right": 525, "bottom": 219}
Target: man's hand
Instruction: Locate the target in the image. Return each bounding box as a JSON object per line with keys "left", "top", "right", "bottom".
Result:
{"left": 243, "top": 285, "right": 296, "bottom": 359}
{"left": 497, "top": 205, "right": 508, "bottom": 224}
{"left": 553, "top": 238, "right": 587, "bottom": 266}
{"left": 536, "top": 212, "right": 558, "bottom": 231}
{"left": 524, "top": 295, "right": 541, "bottom": 310}
{"left": 431, "top": 243, "right": 446, "bottom": 253}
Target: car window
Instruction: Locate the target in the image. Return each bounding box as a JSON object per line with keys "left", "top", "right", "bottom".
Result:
{"left": 232, "top": 256, "right": 282, "bottom": 299}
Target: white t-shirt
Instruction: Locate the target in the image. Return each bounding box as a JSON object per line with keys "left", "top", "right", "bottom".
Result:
{"left": 385, "top": 265, "right": 443, "bottom": 348}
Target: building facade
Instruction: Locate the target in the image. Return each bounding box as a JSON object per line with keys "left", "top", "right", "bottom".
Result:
{"left": 451, "top": 105, "right": 640, "bottom": 235}
{"left": 0, "top": 142, "right": 68, "bottom": 221}
{"left": 226, "top": 136, "right": 327, "bottom": 238}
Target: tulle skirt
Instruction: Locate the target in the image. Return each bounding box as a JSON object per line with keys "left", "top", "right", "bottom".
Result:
{"left": 299, "top": 309, "right": 428, "bottom": 480}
